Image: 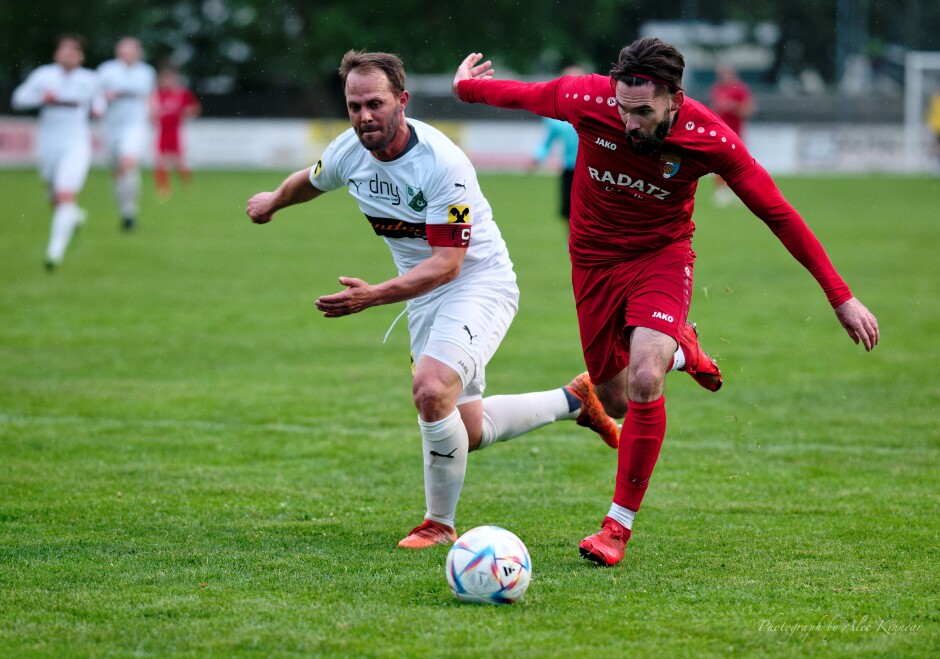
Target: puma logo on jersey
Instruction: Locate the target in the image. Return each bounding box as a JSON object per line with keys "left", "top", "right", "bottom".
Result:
{"left": 595, "top": 137, "right": 618, "bottom": 150}
{"left": 463, "top": 325, "right": 478, "bottom": 343}
{"left": 454, "top": 181, "right": 466, "bottom": 189}
{"left": 448, "top": 206, "right": 470, "bottom": 223}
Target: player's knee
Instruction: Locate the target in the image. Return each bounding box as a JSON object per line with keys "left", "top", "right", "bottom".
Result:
{"left": 627, "top": 364, "right": 666, "bottom": 402}
{"left": 412, "top": 374, "right": 451, "bottom": 421}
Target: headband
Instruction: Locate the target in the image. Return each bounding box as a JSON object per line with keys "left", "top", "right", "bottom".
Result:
{"left": 613, "top": 72, "right": 682, "bottom": 92}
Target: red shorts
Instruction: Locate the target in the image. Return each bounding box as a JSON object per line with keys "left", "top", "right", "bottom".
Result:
{"left": 571, "top": 241, "right": 695, "bottom": 383}
{"left": 158, "top": 129, "right": 182, "bottom": 155}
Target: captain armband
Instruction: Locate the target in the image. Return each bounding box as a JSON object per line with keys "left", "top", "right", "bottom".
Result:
{"left": 427, "top": 223, "right": 472, "bottom": 248}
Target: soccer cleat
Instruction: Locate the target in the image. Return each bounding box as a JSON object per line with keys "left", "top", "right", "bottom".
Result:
{"left": 678, "top": 321, "right": 722, "bottom": 392}
{"left": 565, "top": 372, "right": 620, "bottom": 449}
{"left": 398, "top": 519, "right": 457, "bottom": 549}
{"left": 121, "top": 216, "right": 137, "bottom": 232}
{"left": 579, "top": 516, "right": 631, "bottom": 567}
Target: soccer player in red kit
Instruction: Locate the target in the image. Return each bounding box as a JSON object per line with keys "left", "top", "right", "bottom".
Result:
{"left": 709, "top": 65, "right": 755, "bottom": 206}
{"left": 152, "top": 67, "right": 200, "bottom": 198}
{"left": 453, "top": 37, "right": 879, "bottom": 566}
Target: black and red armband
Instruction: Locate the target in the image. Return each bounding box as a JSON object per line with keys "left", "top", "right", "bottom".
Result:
{"left": 427, "top": 223, "right": 472, "bottom": 248}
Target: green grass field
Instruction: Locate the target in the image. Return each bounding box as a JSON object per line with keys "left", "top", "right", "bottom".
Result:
{"left": 1, "top": 168, "right": 938, "bottom": 657}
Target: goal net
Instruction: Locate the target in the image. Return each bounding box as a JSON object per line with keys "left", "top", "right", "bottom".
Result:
{"left": 904, "top": 51, "right": 940, "bottom": 171}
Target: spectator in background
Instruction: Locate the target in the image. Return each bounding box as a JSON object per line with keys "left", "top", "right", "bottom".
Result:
{"left": 531, "top": 66, "right": 584, "bottom": 224}
{"left": 709, "top": 65, "right": 755, "bottom": 206}
{"left": 152, "top": 67, "right": 201, "bottom": 199}
{"left": 10, "top": 33, "right": 102, "bottom": 270}
{"left": 927, "top": 85, "right": 940, "bottom": 174}
{"left": 98, "top": 37, "right": 156, "bottom": 231}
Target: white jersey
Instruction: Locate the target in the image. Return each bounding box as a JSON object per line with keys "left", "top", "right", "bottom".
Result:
{"left": 11, "top": 64, "right": 101, "bottom": 146}
{"left": 97, "top": 59, "right": 156, "bottom": 129}
{"left": 310, "top": 119, "right": 515, "bottom": 299}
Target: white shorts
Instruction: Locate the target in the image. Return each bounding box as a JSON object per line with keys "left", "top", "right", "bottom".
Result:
{"left": 104, "top": 122, "right": 149, "bottom": 162}
{"left": 38, "top": 136, "right": 92, "bottom": 194}
{"left": 409, "top": 275, "right": 519, "bottom": 405}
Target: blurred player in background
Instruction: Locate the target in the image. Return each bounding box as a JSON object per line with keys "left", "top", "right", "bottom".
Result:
{"left": 454, "top": 38, "right": 878, "bottom": 567}
{"left": 98, "top": 37, "right": 156, "bottom": 231}
{"left": 530, "top": 66, "right": 583, "bottom": 224}
{"left": 927, "top": 84, "right": 940, "bottom": 173}
{"left": 11, "top": 33, "right": 101, "bottom": 270}
{"left": 709, "top": 65, "right": 755, "bottom": 206}
{"left": 152, "top": 66, "right": 200, "bottom": 199}
{"left": 247, "top": 50, "right": 669, "bottom": 550}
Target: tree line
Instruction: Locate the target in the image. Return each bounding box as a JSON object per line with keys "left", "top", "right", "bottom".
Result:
{"left": 2, "top": 0, "right": 938, "bottom": 116}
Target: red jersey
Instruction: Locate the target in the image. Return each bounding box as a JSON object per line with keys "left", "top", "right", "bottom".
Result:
{"left": 155, "top": 87, "right": 197, "bottom": 149}
{"left": 710, "top": 80, "right": 752, "bottom": 134}
{"left": 458, "top": 75, "right": 851, "bottom": 307}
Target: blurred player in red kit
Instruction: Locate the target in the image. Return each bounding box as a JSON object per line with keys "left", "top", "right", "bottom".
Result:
{"left": 151, "top": 67, "right": 200, "bottom": 198}
{"left": 453, "top": 38, "right": 878, "bottom": 567}
{"left": 709, "top": 65, "right": 755, "bottom": 205}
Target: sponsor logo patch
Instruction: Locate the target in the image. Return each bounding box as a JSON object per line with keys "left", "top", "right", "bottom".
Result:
{"left": 407, "top": 185, "right": 427, "bottom": 211}
{"left": 448, "top": 205, "right": 470, "bottom": 224}
{"left": 364, "top": 214, "right": 425, "bottom": 239}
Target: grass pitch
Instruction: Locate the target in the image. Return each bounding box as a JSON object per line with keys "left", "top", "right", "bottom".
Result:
{"left": 1, "top": 168, "right": 938, "bottom": 657}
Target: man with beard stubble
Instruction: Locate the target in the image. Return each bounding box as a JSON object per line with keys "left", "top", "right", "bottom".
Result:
{"left": 453, "top": 37, "right": 879, "bottom": 566}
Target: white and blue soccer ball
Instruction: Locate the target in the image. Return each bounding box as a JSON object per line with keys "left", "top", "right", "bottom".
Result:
{"left": 445, "top": 525, "right": 531, "bottom": 604}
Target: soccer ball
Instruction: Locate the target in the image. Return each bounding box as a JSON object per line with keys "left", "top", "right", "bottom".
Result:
{"left": 445, "top": 525, "right": 531, "bottom": 604}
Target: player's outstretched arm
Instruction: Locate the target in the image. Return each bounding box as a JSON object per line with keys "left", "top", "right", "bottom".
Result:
{"left": 246, "top": 167, "right": 322, "bottom": 224}
{"left": 452, "top": 53, "right": 494, "bottom": 101}
{"left": 833, "top": 297, "right": 879, "bottom": 351}
{"left": 315, "top": 246, "right": 466, "bottom": 318}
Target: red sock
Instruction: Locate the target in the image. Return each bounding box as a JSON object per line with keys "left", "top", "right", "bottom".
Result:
{"left": 613, "top": 397, "right": 666, "bottom": 512}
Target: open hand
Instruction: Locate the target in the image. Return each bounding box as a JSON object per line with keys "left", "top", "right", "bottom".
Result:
{"left": 453, "top": 53, "right": 494, "bottom": 101}
{"left": 315, "top": 277, "right": 375, "bottom": 317}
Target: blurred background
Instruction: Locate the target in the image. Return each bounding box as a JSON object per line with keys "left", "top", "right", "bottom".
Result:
{"left": 2, "top": 0, "right": 940, "bottom": 172}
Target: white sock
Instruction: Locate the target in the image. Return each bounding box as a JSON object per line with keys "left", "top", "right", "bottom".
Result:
{"left": 46, "top": 203, "right": 79, "bottom": 264}
{"left": 479, "top": 389, "right": 577, "bottom": 449}
{"left": 116, "top": 169, "right": 140, "bottom": 219}
{"left": 607, "top": 502, "right": 636, "bottom": 530}
{"left": 420, "top": 408, "right": 468, "bottom": 528}
{"left": 671, "top": 346, "right": 685, "bottom": 372}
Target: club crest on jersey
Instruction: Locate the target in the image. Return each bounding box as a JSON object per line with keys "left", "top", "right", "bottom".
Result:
{"left": 660, "top": 154, "right": 681, "bottom": 179}
{"left": 313, "top": 160, "right": 323, "bottom": 178}
{"left": 448, "top": 205, "right": 470, "bottom": 224}
{"left": 407, "top": 185, "right": 427, "bottom": 212}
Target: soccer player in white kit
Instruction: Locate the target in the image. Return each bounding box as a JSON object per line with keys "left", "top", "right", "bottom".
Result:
{"left": 11, "top": 33, "right": 102, "bottom": 270}
{"left": 97, "top": 37, "right": 156, "bottom": 231}
{"left": 246, "top": 51, "right": 623, "bottom": 549}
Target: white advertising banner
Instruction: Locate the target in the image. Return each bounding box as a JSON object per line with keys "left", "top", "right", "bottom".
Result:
{"left": 0, "top": 116, "right": 924, "bottom": 174}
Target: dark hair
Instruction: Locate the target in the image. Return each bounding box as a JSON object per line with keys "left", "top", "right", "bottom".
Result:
{"left": 56, "top": 33, "right": 87, "bottom": 52}
{"left": 338, "top": 50, "right": 406, "bottom": 95}
{"left": 610, "top": 37, "right": 684, "bottom": 96}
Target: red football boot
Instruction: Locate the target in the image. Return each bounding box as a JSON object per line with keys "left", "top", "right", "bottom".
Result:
{"left": 679, "top": 321, "right": 722, "bottom": 392}
{"left": 578, "top": 517, "right": 631, "bottom": 566}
